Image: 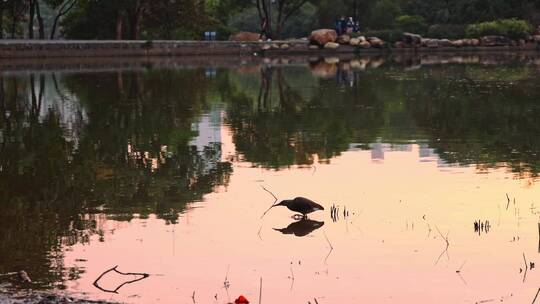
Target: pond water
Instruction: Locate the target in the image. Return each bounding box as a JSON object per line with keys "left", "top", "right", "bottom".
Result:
{"left": 1, "top": 54, "right": 540, "bottom": 303}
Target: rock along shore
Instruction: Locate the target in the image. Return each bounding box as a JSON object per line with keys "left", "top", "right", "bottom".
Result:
{"left": 0, "top": 38, "right": 538, "bottom": 59}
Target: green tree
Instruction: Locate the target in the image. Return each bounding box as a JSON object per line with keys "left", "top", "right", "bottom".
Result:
{"left": 369, "top": 0, "right": 402, "bottom": 29}
{"left": 47, "top": 0, "right": 77, "bottom": 39}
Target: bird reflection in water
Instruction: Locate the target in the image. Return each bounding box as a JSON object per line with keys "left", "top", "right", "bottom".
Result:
{"left": 273, "top": 219, "right": 325, "bottom": 237}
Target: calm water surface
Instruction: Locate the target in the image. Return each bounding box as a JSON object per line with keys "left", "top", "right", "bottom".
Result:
{"left": 2, "top": 54, "right": 540, "bottom": 303}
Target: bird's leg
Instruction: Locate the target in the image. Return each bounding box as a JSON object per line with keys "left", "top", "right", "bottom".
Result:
{"left": 293, "top": 214, "right": 303, "bottom": 220}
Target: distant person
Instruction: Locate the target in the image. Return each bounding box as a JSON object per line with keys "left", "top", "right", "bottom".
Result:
{"left": 334, "top": 18, "right": 342, "bottom": 35}
{"left": 346, "top": 17, "right": 354, "bottom": 34}
{"left": 339, "top": 16, "right": 347, "bottom": 35}
{"left": 259, "top": 17, "right": 270, "bottom": 40}
{"left": 353, "top": 21, "right": 360, "bottom": 33}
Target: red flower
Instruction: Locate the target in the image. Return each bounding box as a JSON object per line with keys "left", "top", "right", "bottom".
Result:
{"left": 235, "top": 295, "right": 249, "bottom": 304}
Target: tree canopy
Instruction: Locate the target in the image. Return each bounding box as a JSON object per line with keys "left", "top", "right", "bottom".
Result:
{"left": 0, "top": 0, "right": 539, "bottom": 40}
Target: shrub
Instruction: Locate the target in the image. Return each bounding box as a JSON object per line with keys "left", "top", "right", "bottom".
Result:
{"left": 360, "top": 29, "right": 403, "bottom": 43}
{"left": 369, "top": 0, "right": 402, "bottom": 29}
{"left": 427, "top": 24, "right": 467, "bottom": 39}
{"left": 227, "top": 3, "right": 318, "bottom": 39}
{"left": 395, "top": 15, "right": 427, "bottom": 35}
{"left": 466, "top": 19, "right": 532, "bottom": 40}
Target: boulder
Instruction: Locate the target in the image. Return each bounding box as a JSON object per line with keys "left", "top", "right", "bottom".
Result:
{"left": 337, "top": 34, "right": 351, "bottom": 44}
{"left": 308, "top": 44, "right": 320, "bottom": 50}
{"left": 367, "top": 37, "right": 385, "bottom": 48}
{"left": 421, "top": 38, "right": 431, "bottom": 47}
{"left": 426, "top": 39, "right": 439, "bottom": 48}
{"left": 394, "top": 41, "right": 406, "bottom": 48}
{"left": 349, "top": 38, "right": 361, "bottom": 46}
{"left": 229, "top": 32, "right": 260, "bottom": 41}
{"left": 452, "top": 40, "right": 464, "bottom": 47}
{"left": 324, "top": 42, "right": 340, "bottom": 49}
{"left": 271, "top": 43, "right": 280, "bottom": 49}
{"left": 403, "top": 32, "right": 422, "bottom": 45}
{"left": 280, "top": 44, "right": 290, "bottom": 50}
{"left": 309, "top": 29, "right": 338, "bottom": 46}
{"left": 261, "top": 44, "right": 271, "bottom": 51}
{"left": 359, "top": 41, "right": 372, "bottom": 49}
{"left": 480, "top": 35, "right": 510, "bottom": 46}
{"left": 533, "top": 35, "right": 540, "bottom": 43}
{"left": 462, "top": 39, "right": 476, "bottom": 47}
{"left": 438, "top": 39, "right": 453, "bottom": 47}
{"left": 357, "top": 36, "right": 367, "bottom": 43}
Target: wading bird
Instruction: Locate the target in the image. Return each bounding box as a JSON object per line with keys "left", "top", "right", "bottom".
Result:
{"left": 259, "top": 186, "right": 325, "bottom": 219}
{"left": 274, "top": 197, "right": 325, "bottom": 218}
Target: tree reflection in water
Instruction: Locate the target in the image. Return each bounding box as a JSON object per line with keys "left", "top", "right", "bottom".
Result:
{"left": 1, "top": 56, "right": 540, "bottom": 289}
{"left": 223, "top": 57, "right": 540, "bottom": 178}
{"left": 0, "top": 70, "right": 232, "bottom": 287}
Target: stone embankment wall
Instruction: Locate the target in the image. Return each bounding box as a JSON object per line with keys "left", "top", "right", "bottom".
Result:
{"left": 0, "top": 40, "right": 313, "bottom": 58}
{"left": 0, "top": 38, "right": 537, "bottom": 59}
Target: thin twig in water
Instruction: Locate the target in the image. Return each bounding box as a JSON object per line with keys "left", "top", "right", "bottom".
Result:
{"left": 259, "top": 277, "right": 262, "bottom": 304}
{"left": 434, "top": 226, "right": 450, "bottom": 266}
{"left": 506, "top": 193, "right": 511, "bottom": 210}
{"left": 532, "top": 287, "right": 540, "bottom": 304}
{"left": 260, "top": 186, "right": 279, "bottom": 219}
{"left": 261, "top": 185, "right": 278, "bottom": 202}
{"left": 523, "top": 252, "right": 529, "bottom": 283}
{"left": 223, "top": 265, "right": 230, "bottom": 289}
{"left": 257, "top": 223, "right": 264, "bottom": 240}
{"left": 289, "top": 266, "right": 295, "bottom": 291}
{"left": 314, "top": 298, "right": 320, "bottom": 304}
{"left": 456, "top": 260, "right": 466, "bottom": 273}
{"left": 456, "top": 260, "right": 468, "bottom": 286}
{"left": 323, "top": 231, "right": 334, "bottom": 264}
{"left": 192, "top": 291, "right": 196, "bottom": 303}
{"left": 456, "top": 272, "right": 468, "bottom": 286}
{"left": 323, "top": 231, "right": 334, "bottom": 250}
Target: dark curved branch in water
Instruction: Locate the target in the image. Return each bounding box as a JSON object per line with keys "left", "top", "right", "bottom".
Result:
{"left": 260, "top": 185, "right": 279, "bottom": 219}
{"left": 93, "top": 265, "right": 149, "bottom": 294}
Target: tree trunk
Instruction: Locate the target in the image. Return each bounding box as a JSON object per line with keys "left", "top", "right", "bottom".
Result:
{"left": 275, "top": 1, "right": 284, "bottom": 39}
{"left": 28, "top": 0, "right": 35, "bottom": 39}
{"left": 130, "top": 8, "right": 142, "bottom": 40}
{"left": 10, "top": 2, "right": 18, "bottom": 38}
{"left": 51, "top": 0, "right": 76, "bottom": 39}
{"left": 116, "top": 11, "right": 123, "bottom": 40}
{"left": 0, "top": 75, "right": 5, "bottom": 123}
{"left": 50, "top": 15, "right": 60, "bottom": 39}
{"left": 258, "top": 0, "right": 272, "bottom": 39}
{"left": 35, "top": 0, "right": 45, "bottom": 39}
{"left": 0, "top": 5, "right": 4, "bottom": 39}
